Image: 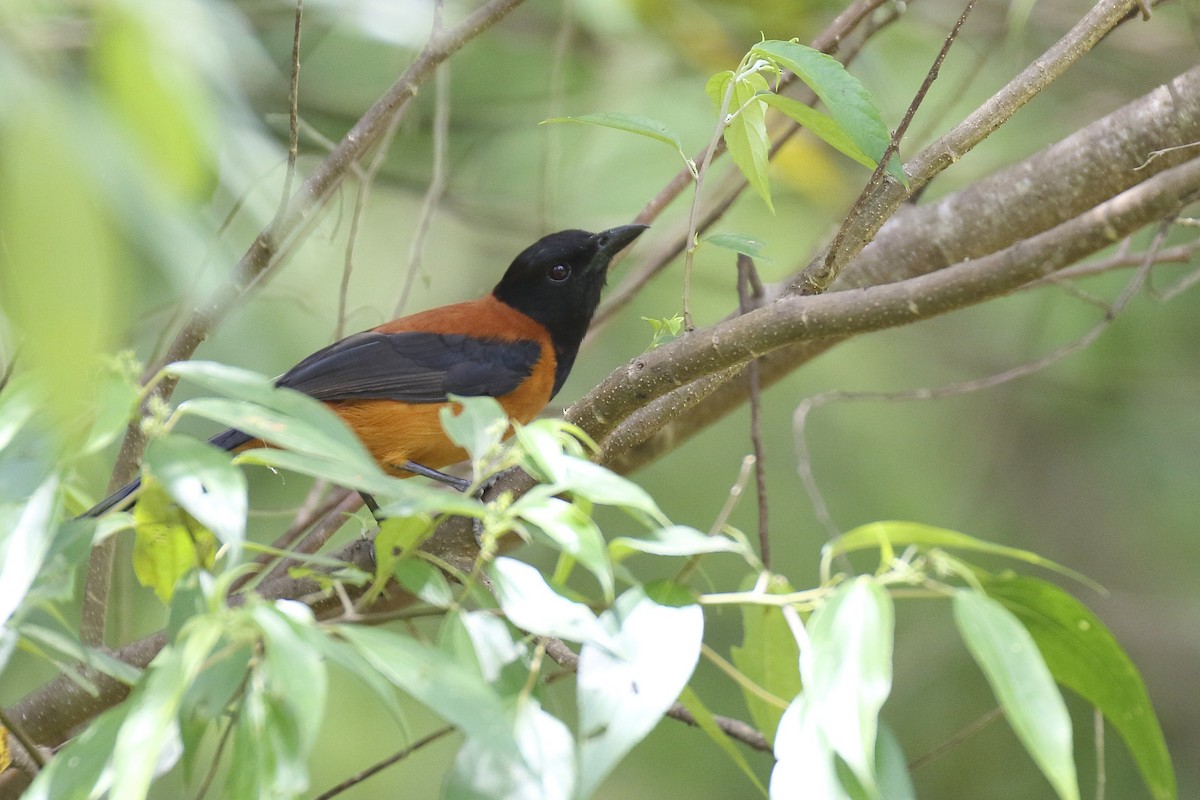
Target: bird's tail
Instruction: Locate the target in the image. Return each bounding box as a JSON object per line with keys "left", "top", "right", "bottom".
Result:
{"left": 82, "top": 427, "right": 256, "bottom": 517}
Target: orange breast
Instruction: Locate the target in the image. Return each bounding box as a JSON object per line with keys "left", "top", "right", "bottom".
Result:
{"left": 328, "top": 296, "right": 556, "bottom": 474}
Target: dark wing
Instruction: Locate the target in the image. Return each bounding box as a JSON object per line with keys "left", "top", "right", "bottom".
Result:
{"left": 275, "top": 331, "right": 543, "bottom": 404}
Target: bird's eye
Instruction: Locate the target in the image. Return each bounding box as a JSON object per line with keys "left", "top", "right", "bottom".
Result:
{"left": 548, "top": 264, "right": 571, "bottom": 282}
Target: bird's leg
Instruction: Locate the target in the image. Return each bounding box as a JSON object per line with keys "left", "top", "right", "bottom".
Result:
{"left": 360, "top": 492, "right": 386, "bottom": 523}
{"left": 401, "top": 460, "right": 472, "bottom": 493}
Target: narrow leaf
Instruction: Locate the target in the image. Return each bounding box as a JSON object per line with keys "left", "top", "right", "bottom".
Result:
{"left": 709, "top": 71, "right": 774, "bottom": 211}
{"left": 0, "top": 475, "right": 59, "bottom": 626}
{"left": 542, "top": 112, "right": 690, "bottom": 168}
{"left": 803, "top": 577, "right": 894, "bottom": 797}
{"left": 825, "top": 521, "right": 1102, "bottom": 593}
{"left": 953, "top": 590, "right": 1080, "bottom": 800}
{"left": 759, "top": 93, "right": 875, "bottom": 169}
{"left": 677, "top": 685, "right": 767, "bottom": 795}
{"left": 610, "top": 524, "right": 752, "bottom": 561}
{"left": 751, "top": 40, "right": 903, "bottom": 184}
{"left": 984, "top": 575, "right": 1175, "bottom": 800}
{"left": 704, "top": 232, "right": 770, "bottom": 260}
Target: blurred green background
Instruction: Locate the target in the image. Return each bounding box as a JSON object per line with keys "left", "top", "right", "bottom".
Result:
{"left": 1, "top": 0, "right": 1197, "bottom": 797}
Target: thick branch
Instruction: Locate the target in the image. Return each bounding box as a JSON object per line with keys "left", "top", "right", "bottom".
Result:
{"left": 604, "top": 64, "right": 1200, "bottom": 472}
{"left": 575, "top": 157, "right": 1200, "bottom": 459}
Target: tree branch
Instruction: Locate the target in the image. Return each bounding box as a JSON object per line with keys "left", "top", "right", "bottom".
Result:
{"left": 604, "top": 64, "right": 1200, "bottom": 473}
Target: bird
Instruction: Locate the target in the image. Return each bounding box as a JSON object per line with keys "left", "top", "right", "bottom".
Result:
{"left": 85, "top": 224, "right": 647, "bottom": 517}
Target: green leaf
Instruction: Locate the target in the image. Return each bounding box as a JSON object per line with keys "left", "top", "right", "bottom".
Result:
{"left": 18, "top": 622, "right": 142, "bottom": 686}
{"left": 535, "top": 452, "right": 667, "bottom": 524}
{"left": 703, "top": 232, "right": 770, "bottom": 260}
{"left": 824, "top": 521, "right": 1102, "bottom": 593}
{"left": 984, "top": 575, "right": 1175, "bottom": 800}
{"left": 759, "top": 93, "right": 875, "bottom": 169}
{"left": 0, "top": 374, "right": 39, "bottom": 454}
{"left": 339, "top": 624, "right": 517, "bottom": 755}
{"left": 447, "top": 700, "right": 576, "bottom": 800}
{"left": 144, "top": 434, "right": 246, "bottom": 563}
{"left": 677, "top": 685, "right": 767, "bottom": 795}
{"left": 392, "top": 558, "right": 455, "bottom": 607}
{"left": 81, "top": 362, "right": 139, "bottom": 456}
{"left": 876, "top": 722, "right": 916, "bottom": 800}
{"left": 491, "top": 557, "right": 615, "bottom": 648}
{"left": 708, "top": 70, "right": 773, "bottom": 211}
{"left": 510, "top": 490, "right": 613, "bottom": 601}
{"left": 729, "top": 578, "right": 802, "bottom": 746}
{"left": 109, "top": 617, "right": 223, "bottom": 800}
{"left": 751, "top": 40, "right": 905, "bottom": 184}
{"left": 0, "top": 474, "right": 59, "bottom": 627}
{"left": 577, "top": 590, "right": 704, "bottom": 797}
{"left": 252, "top": 602, "right": 327, "bottom": 758}
{"left": 132, "top": 477, "right": 215, "bottom": 603}
{"left": 441, "top": 395, "right": 510, "bottom": 467}
{"left": 953, "top": 590, "right": 1080, "bottom": 800}
{"left": 542, "top": 112, "right": 692, "bottom": 173}
{"left": 803, "top": 577, "right": 894, "bottom": 797}
{"left": 168, "top": 360, "right": 375, "bottom": 467}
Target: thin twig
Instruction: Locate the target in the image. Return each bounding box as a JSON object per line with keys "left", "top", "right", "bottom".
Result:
{"left": 396, "top": 2, "right": 450, "bottom": 317}
{"left": 337, "top": 101, "right": 410, "bottom": 338}
{"left": 908, "top": 706, "right": 1004, "bottom": 770}
{"left": 312, "top": 726, "right": 456, "bottom": 800}
{"left": 275, "top": 0, "right": 303, "bottom": 223}
{"left": 737, "top": 254, "right": 770, "bottom": 567}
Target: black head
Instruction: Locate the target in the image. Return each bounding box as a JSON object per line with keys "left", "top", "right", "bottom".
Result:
{"left": 492, "top": 224, "right": 647, "bottom": 397}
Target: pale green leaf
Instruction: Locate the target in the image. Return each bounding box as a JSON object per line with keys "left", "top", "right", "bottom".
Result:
{"left": 491, "top": 557, "right": 615, "bottom": 648}
{"left": 0, "top": 474, "right": 59, "bottom": 626}
{"left": 144, "top": 434, "right": 246, "bottom": 562}
{"left": 393, "top": 558, "right": 455, "bottom": 607}
{"left": 109, "top": 618, "right": 223, "bottom": 800}
{"left": 770, "top": 695, "right": 849, "bottom": 800}
{"left": 511, "top": 490, "right": 613, "bottom": 601}
{"left": 803, "top": 577, "right": 894, "bottom": 797}
{"left": 131, "top": 478, "right": 214, "bottom": 603}
{"left": 339, "top": 624, "right": 517, "bottom": 755}
{"left": 610, "top": 524, "right": 752, "bottom": 561}
{"left": 446, "top": 700, "right": 576, "bottom": 800}
{"left": 824, "top": 521, "right": 1102, "bottom": 593}
{"left": 953, "top": 590, "right": 1080, "bottom": 800}
{"left": 709, "top": 71, "right": 773, "bottom": 211}
{"left": 577, "top": 590, "right": 704, "bottom": 797}
{"left": 441, "top": 395, "right": 510, "bottom": 466}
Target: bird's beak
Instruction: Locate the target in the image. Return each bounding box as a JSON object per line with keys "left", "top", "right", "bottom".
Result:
{"left": 591, "top": 224, "right": 648, "bottom": 270}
